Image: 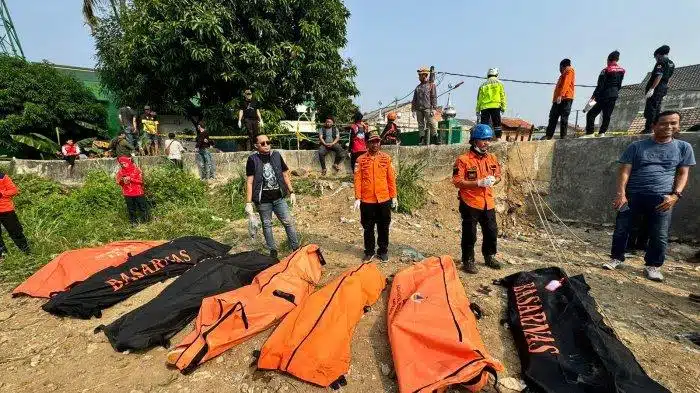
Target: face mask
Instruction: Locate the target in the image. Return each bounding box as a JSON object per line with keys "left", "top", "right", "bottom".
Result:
{"left": 473, "top": 145, "right": 487, "bottom": 155}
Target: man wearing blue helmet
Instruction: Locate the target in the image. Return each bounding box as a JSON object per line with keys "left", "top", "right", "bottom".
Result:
{"left": 452, "top": 124, "right": 502, "bottom": 274}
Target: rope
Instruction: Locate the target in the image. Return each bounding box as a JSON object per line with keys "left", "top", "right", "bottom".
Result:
{"left": 513, "top": 144, "right": 565, "bottom": 265}
{"left": 439, "top": 70, "right": 700, "bottom": 92}
{"left": 438, "top": 71, "right": 597, "bottom": 88}
{"left": 512, "top": 141, "right": 699, "bottom": 330}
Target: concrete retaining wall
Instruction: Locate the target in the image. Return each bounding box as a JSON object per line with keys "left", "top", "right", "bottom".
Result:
{"left": 9, "top": 134, "right": 699, "bottom": 240}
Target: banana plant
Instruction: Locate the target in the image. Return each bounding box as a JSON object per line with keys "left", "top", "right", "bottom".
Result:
{"left": 10, "top": 133, "right": 60, "bottom": 159}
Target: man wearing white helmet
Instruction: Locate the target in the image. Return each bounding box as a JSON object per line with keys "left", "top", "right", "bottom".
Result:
{"left": 476, "top": 68, "right": 507, "bottom": 139}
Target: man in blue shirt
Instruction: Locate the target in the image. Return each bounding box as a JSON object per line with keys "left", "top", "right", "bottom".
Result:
{"left": 604, "top": 111, "right": 695, "bottom": 281}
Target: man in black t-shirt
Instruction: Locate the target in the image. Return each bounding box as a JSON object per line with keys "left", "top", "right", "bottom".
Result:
{"left": 238, "top": 89, "right": 264, "bottom": 149}
{"left": 244, "top": 134, "right": 298, "bottom": 259}
{"left": 195, "top": 121, "right": 215, "bottom": 180}
{"left": 643, "top": 45, "right": 675, "bottom": 134}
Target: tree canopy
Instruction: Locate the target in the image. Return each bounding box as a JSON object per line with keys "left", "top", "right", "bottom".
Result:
{"left": 94, "top": 0, "right": 359, "bottom": 131}
{"left": 0, "top": 55, "right": 108, "bottom": 157}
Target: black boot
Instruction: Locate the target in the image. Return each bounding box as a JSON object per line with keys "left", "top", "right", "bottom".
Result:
{"left": 462, "top": 256, "right": 478, "bottom": 274}
{"left": 485, "top": 255, "right": 502, "bottom": 270}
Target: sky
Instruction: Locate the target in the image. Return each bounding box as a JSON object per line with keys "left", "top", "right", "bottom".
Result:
{"left": 8, "top": 0, "right": 700, "bottom": 125}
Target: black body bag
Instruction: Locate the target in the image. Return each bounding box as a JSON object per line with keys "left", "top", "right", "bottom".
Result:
{"left": 95, "top": 251, "right": 276, "bottom": 352}
{"left": 499, "top": 267, "right": 670, "bottom": 393}
{"left": 42, "top": 236, "right": 231, "bottom": 319}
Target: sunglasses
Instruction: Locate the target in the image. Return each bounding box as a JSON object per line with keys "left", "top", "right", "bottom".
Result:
{"left": 258, "top": 141, "right": 271, "bottom": 146}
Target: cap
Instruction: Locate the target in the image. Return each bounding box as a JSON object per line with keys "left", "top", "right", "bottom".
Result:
{"left": 417, "top": 66, "right": 430, "bottom": 74}
{"left": 653, "top": 45, "right": 670, "bottom": 57}
{"left": 244, "top": 89, "right": 252, "bottom": 95}
{"left": 368, "top": 133, "right": 381, "bottom": 142}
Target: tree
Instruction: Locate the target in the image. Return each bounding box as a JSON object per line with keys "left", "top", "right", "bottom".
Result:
{"left": 82, "top": 0, "right": 122, "bottom": 29}
{"left": 93, "top": 0, "right": 358, "bottom": 133}
{"left": 0, "top": 55, "right": 108, "bottom": 157}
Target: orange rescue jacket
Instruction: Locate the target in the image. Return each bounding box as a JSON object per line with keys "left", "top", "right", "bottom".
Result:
{"left": 452, "top": 149, "right": 501, "bottom": 210}
{"left": 0, "top": 174, "right": 19, "bottom": 213}
{"left": 12, "top": 240, "right": 165, "bottom": 298}
{"left": 388, "top": 256, "right": 504, "bottom": 393}
{"left": 552, "top": 66, "right": 575, "bottom": 102}
{"left": 257, "top": 263, "right": 386, "bottom": 388}
{"left": 354, "top": 151, "right": 397, "bottom": 203}
{"left": 168, "top": 245, "right": 325, "bottom": 373}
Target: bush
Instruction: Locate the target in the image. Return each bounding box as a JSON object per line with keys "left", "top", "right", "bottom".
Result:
{"left": 213, "top": 175, "right": 247, "bottom": 220}
{"left": 0, "top": 170, "right": 229, "bottom": 283}
{"left": 396, "top": 162, "right": 428, "bottom": 214}
{"left": 144, "top": 166, "right": 207, "bottom": 208}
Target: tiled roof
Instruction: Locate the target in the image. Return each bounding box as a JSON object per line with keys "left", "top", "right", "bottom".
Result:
{"left": 501, "top": 117, "right": 533, "bottom": 129}
{"left": 627, "top": 115, "right": 648, "bottom": 133}
{"left": 639, "top": 64, "right": 700, "bottom": 90}
{"left": 627, "top": 106, "right": 700, "bottom": 133}
{"left": 620, "top": 63, "right": 700, "bottom": 98}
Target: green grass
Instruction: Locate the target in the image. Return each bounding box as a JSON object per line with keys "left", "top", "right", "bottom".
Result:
{"left": 0, "top": 167, "right": 245, "bottom": 283}
{"left": 396, "top": 161, "right": 428, "bottom": 214}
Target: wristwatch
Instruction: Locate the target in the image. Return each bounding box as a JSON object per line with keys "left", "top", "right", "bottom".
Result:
{"left": 671, "top": 191, "right": 683, "bottom": 199}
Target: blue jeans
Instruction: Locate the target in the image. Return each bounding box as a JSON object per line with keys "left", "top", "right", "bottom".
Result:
{"left": 198, "top": 149, "right": 215, "bottom": 179}
{"left": 257, "top": 198, "right": 300, "bottom": 252}
{"left": 610, "top": 193, "right": 673, "bottom": 267}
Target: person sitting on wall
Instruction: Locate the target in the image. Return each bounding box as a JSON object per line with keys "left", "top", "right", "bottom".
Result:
{"left": 604, "top": 110, "right": 695, "bottom": 282}
{"left": 381, "top": 112, "right": 401, "bottom": 145}
{"left": 317, "top": 115, "right": 344, "bottom": 176}
{"left": 61, "top": 139, "right": 81, "bottom": 177}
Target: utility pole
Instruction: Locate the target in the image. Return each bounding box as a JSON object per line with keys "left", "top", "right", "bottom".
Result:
{"left": 0, "top": 0, "right": 24, "bottom": 58}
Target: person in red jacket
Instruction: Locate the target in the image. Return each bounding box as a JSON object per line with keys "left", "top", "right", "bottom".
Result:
{"left": 0, "top": 172, "right": 30, "bottom": 257}
{"left": 348, "top": 111, "right": 369, "bottom": 171}
{"left": 61, "top": 139, "right": 81, "bottom": 177}
{"left": 116, "top": 157, "right": 150, "bottom": 225}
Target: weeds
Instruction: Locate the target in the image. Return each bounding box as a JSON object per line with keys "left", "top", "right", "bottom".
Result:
{"left": 292, "top": 178, "right": 322, "bottom": 197}
{"left": 0, "top": 169, "right": 235, "bottom": 283}
{"left": 396, "top": 161, "right": 428, "bottom": 214}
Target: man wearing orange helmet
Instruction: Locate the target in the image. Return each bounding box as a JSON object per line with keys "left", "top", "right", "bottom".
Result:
{"left": 381, "top": 112, "right": 401, "bottom": 145}
{"left": 411, "top": 67, "right": 439, "bottom": 145}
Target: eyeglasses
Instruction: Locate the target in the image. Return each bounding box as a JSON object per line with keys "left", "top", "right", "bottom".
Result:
{"left": 258, "top": 141, "right": 271, "bottom": 146}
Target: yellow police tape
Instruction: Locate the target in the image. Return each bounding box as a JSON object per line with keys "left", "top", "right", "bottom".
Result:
{"left": 176, "top": 130, "right": 316, "bottom": 142}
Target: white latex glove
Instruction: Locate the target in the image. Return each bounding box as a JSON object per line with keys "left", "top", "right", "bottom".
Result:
{"left": 556, "top": 96, "right": 562, "bottom": 105}
{"left": 645, "top": 89, "right": 655, "bottom": 99}
{"left": 289, "top": 193, "right": 296, "bottom": 207}
{"left": 244, "top": 202, "right": 255, "bottom": 216}
{"left": 477, "top": 178, "right": 491, "bottom": 188}
{"left": 259, "top": 119, "right": 264, "bottom": 128}
{"left": 391, "top": 198, "right": 398, "bottom": 209}
{"left": 484, "top": 176, "right": 497, "bottom": 187}
{"left": 238, "top": 120, "right": 242, "bottom": 129}
{"left": 353, "top": 199, "right": 361, "bottom": 211}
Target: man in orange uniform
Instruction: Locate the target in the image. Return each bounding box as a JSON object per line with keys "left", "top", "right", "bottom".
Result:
{"left": 353, "top": 134, "right": 397, "bottom": 262}
{"left": 452, "top": 124, "right": 502, "bottom": 274}
{"left": 545, "top": 58, "right": 575, "bottom": 140}
{"left": 0, "top": 171, "right": 30, "bottom": 258}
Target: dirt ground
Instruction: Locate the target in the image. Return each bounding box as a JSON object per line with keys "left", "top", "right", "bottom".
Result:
{"left": 1, "top": 179, "right": 698, "bottom": 393}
